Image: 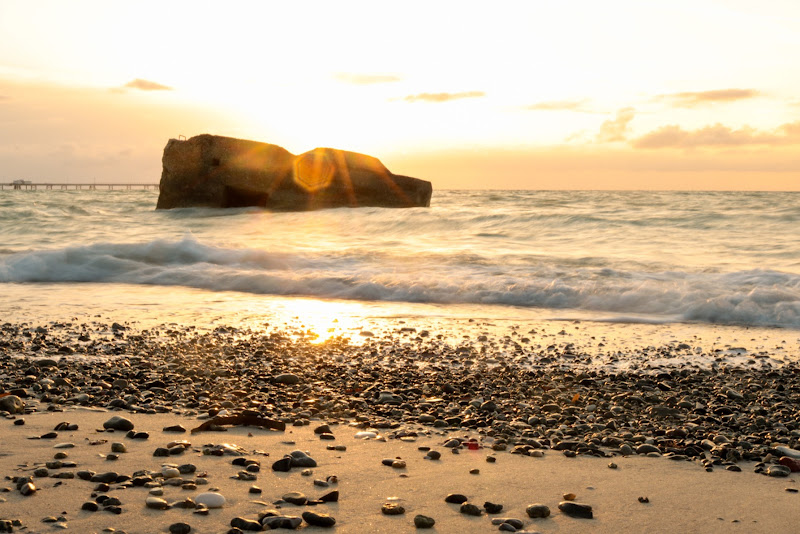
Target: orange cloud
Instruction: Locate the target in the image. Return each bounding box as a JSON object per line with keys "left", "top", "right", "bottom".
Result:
{"left": 595, "top": 108, "right": 635, "bottom": 143}
{"left": 334, "top": 73, "right": 401, "bottom": 84}
{"left": 525, "top": 99, "right": 589, "bottom": 111}
{"left": 403, "top": 91, "right": 485, "bottom": 103}
{"left": 123, "top": 78, "right": 173, "bottom": 91}
{"left": 656, "top": 88, "right": 759, "bottom": 107}
{"left": 632, "top": 121, "right": 800, "bottom": 149}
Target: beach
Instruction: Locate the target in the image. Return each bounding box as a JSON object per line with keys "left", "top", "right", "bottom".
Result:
{"left": 1, "top": 189, "right": 799, "bottom": 532}
{"left": 1, "top": 318, "right": 799, "bottom": 533}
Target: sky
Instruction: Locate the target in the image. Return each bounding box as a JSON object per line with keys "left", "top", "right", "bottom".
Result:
{"left": 1, "top": 0, "right": 799, "bottom": 189}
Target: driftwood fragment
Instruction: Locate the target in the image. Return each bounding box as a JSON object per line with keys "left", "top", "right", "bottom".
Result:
{"left": 190, "top": 415, "right": 286, "bottom": 434}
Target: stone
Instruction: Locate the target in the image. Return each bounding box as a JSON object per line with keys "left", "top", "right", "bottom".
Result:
{"left": 262, "top": 516, "right": 302, "bottom": 529}
{"left": 110, "top": 442, "right": 127, "bottom": 453}
{"left": 381, "top": 503, "right": 406, "bottom": 515}
{"left": 636, "top": 444, "right": 661, "bottom": 455}
{"left": 146, "top": 497, "right": 170, "bottom": 510}
{"left": 195, "top": 492, "right": 226, "bottom": 508}
{"left": 445, "top": 493, "right": 469, "bottom": 504}
{"left": 526, "top": 504, "right": 551, "bottom": 518}
{"left": 156, "top": 134, "right": 432, "bottom": 211}
{"left": 81, "top": 501, "right": 99, "bottom": 512}
{"left": 413, "top": 514, "right": 435, "bottom": 528}
{"left": 103, "top": 416, "right": 134, "bottom": 431}
{"left": 282, "top": 491, "right": 307, "bottom": 505}
{"left": 169, "top": 523, "right": 191, "bottom": 534}
{"left": 492, "top": 518, "right": 524, "bottom": 529}
{"left": 319, "top": 490, "right": 339, "bottom": 502}
{"left": 272, "top": 456, "right": 292, "bottom": 472}
{"left": 230, "top": 517, "right": 262, "bottom": 531}
{"left": 483, "top": 501, "right": 503, "bottom": 514}
{"left": 274, "top": 373, "right": 301, "bottom": 385}
{"left": 459, "top": 503, "right": 482, "bottom": 516}
{"left": 558, "top": 501, "right": 593, "bottom": 518}
{"left": 289, "top": 450, "right": 317, "bottom": 468}
{"left": 0, "top": 395, "right": 24, "bottom": 414}
{"left": 767, "top": 465, "right": 792, "bottom": 477}
{"left": 90, "top": 472, "right": 119, "bottom": 483}
{"left": 302, "top": 511, "right": 336, "bottom": 527}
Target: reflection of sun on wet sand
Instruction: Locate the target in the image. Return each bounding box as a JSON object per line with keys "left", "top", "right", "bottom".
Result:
{"left": 1, "top": 319, "right": 798, "bottom": 533}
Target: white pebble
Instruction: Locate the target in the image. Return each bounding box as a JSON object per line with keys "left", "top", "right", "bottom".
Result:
{"left": 195, "top": 492, "right": 226, "bottom": 508}
{"left": 162, "top": 467, "right": 181, "bottom": 478}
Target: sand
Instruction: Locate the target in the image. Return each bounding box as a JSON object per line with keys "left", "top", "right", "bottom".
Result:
{"left": 1, "top": 408, "right": 797, "bottom": 534}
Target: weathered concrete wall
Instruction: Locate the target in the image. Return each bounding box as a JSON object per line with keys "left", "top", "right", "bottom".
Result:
{"left": 156, "top": 134, "right": 432, "bottom": 210}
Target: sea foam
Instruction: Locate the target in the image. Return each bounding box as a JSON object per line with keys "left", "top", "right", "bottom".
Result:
{"left": 1, "top": 234, "right": 798, "bottom": 329}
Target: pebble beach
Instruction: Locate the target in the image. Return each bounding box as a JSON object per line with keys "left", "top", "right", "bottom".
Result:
{"left": 1, "top": 318, "right": 799, "bottom": 533}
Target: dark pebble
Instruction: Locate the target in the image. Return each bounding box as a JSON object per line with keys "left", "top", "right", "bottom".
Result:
{"left": 413, "top": 514, "right": 435, "bottom": 528}
{"left": 230, "top": 517, "right": 261, "bottom": 531}
{"left": 381, "top": 503, "right": 406, "bottom": 515}
{"left": 558, "top": 501, "right": 593, "bottom": 519}
{"left": 526, "top": 504, "right": 550, "bottom": 518}
{"left": 302, "top": 511, "right": 336, "bottom": 527}
{"left": 272, "top": 457, "right": 292, "bottom": 472}
{"left": 169, "top": 523, "right": 192, "bottom": 534}
{"left": 445, "top": 493, "right": 468, "bottom": 504}
{"left": 459, "top": 503, "right": 482, "bottom": 516}
{"left": 484, "top": 501, "right": 503, "bottom": 514}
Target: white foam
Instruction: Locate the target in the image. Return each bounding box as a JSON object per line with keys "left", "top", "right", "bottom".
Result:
{"left": 1, "top": 235, "right": 798, "bottom": 329}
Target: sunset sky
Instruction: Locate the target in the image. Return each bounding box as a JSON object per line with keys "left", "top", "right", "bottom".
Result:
{"left": 1, "top": 0, "right": 799, "bottom": 189}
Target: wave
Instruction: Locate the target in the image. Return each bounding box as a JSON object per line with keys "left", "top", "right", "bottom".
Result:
{"left": 1, "top": 236, "right": 799, "bottom": 329}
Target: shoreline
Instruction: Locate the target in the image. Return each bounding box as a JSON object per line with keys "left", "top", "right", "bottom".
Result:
{"left": 1, "top": 320, "right": 799, "bottom": 532}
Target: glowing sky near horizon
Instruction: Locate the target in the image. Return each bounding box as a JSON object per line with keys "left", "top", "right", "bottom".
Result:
{"left": 1, "top": 0, "right": 799, "bottom": 189}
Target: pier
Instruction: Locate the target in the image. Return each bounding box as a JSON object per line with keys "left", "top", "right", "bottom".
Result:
{"left": 1, "top": 182, "right": 159, "bottom": 190}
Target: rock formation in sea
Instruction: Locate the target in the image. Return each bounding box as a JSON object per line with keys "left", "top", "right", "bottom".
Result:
{"left": 156, "top": 134, "right": 432, "bottom": 210}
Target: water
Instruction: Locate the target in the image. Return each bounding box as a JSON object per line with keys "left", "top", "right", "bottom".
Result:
{"left": 1, "top": 189, "right": 799, "bottom": 331}
{"left": 0, "top": 190, "right": 800, "bottom": 329}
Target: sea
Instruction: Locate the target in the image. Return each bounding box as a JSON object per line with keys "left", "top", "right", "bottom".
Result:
{"left": 1, "top": 189, "right": 799, "bottom": 363}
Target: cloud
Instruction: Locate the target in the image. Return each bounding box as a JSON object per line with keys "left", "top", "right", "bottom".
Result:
{"left": 595, "top": 107, "right": 635, "bottom": 143}
{"left": 656, "top": 89, "right": 759, "bottom": 107}
{"left": 122, "top": 78, "right": 173, "bottom": 91}
{"left": 632, "top": 121, "right": 800, "bottom": 149}
{"left": 403, "top": 91, "right": 485, "bottom": 103}
{"left": 526, "top": 99, "right": 589, "bottom": 112}
{"left": 334, "top": 73, "right": 401, "bottom": 85}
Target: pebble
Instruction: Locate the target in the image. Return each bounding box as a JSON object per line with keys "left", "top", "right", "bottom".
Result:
{"left": 445, "top": 493, "right": 469, "bottom": 504}
{"left": 382, "top": 503, "right": 406, "bottom": 515}
{"left": 103, "top": 416, "right": 134, "bottom": 431}
{"left": 146, "top": 497, "right": 170, "bottom": 510}
{"left": 282, "top": 491, "right": 308, "bottom": 505}
{"left": 320, "top": 490, "right": 339, "bottom": 502}
{"left": 0, "top": 395, "right": 24, "bottom": 414}
{"left": 274, "top": 373, "right": 301, "bottom": 385}
{"left": 766, "top": 465, "right": 791, "bottom": 477}
{"left": 289, "top": 450, "right": 317, "bottom": 468}
{"left": 492, "top": 518, "right": 524, "bottom": 529}
{"left": 558, "top": 501, "right": 594, "bottom": 518}
{"left": 168, "top": 523, "right": 191, "bottom": 534}
{"left": 272, "top": 456, "right": 292, "bottom": 472}
{"left": 526, "top": 504, "right": 551, "bottom": 518}
{"left": 414, "top": 514, "right": 436, "bottom": 528}
{"left": 194, "top": 492, "right": 226, "bottom": 508}
{"left": 459, "top": 502, "right": 482, "bottom": 516}
{"left": 483, "top": 501, "right": 503, "bottom": 513}
{"left": 230, "top": 517, "right": 262, "bottom": 531}
{"left": 302, "top": 511, "right": 336, "bottom": 527}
